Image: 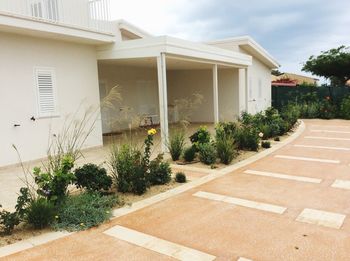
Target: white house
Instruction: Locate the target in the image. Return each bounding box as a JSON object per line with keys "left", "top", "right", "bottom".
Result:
{"left": 0, "top": 0, "right": 279, "bottom": 168}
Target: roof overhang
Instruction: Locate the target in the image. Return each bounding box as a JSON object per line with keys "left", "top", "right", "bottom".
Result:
{"left": 115, "top": 19, "right": 152, "bottom": 39}
{"left": 207, "top": 36, "right": 280, "bottom": 69}
{"left": 97, "top": 36, "right": 252, "bottom": 68}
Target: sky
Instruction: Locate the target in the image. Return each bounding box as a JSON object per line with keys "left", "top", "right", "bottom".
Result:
{"left": 110, "top": 0, "right": 350, "bottom": 80}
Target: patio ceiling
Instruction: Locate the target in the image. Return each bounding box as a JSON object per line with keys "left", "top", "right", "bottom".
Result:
{"left": 97, "top": 36, "right": 252, "bottom": 68}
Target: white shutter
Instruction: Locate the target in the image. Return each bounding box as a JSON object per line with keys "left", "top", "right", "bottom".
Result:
{"left": 35, "top": 68, "right": 58, "bottom": 118}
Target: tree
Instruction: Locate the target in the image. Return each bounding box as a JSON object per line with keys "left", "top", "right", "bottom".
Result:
{"left": 302, "top": 46, "right": 350, "bottom": 86}
{"left": 271, "top": 69, "right": 283, "bottom": 76}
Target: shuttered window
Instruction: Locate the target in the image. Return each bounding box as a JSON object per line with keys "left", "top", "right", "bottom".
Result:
{"left": 35, "top": 68, "right": 58, "bottom": 118}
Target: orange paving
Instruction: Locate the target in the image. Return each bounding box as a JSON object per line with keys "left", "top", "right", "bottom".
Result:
{"left": 3, "top": 119, "right": 350, "bottom": 261}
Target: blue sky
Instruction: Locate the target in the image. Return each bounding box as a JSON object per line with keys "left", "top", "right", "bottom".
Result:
{"left": 111, "top": 0, "right": 350, "bottom": 79}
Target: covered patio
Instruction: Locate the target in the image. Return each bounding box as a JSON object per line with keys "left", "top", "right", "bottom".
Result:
{"left": 97, "top": 36, "right": 252, "bottom": 151}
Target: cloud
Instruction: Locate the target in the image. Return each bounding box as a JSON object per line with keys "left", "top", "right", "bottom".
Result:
{"left": 110, "top": 0, "right": 350, "bottom": 78}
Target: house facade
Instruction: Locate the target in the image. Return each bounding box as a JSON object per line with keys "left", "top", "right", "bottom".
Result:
{"left": 0, "top": 0, "right": 279, "bottom": 168}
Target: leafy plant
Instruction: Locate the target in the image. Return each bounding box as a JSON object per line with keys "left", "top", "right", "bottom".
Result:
{"left": 148, "top": 154, "right": 172, "bottom": 185}
{"left": 168, "top": 131, "right": 186, "bottom": 161}
{"left": 198, "top": 143, "right": 217, "bottom": 165}
{"left": 183, "top": 146, "right": 196, "bottom": 162}
{"left": 27, "top": 198, "right": 56, "bottom": 229}
{"left": 261, "top": 141, "right": 271, "bottom": 149}
{"left": 33, "top": 155, "right": 75, "bottom": 204}
{"left": 216, "top": 133, "right": 238, "bottom": 165}
{"left": 109, "top": 144, "right": 145, "bottom": 194}
{"left": 190, "top": 126, "right": 211, "bottom": 150}
{"left": 274, "top": 137, "right": 281, "bottom": 142}
{"left": 75, "top": 164, "right": 112, "bottom": 192}
{"left": 175, "top": 172, "right": 187, "bottom": 183}
{"left": 0, "top": 188, "right": 32, "bottom": 235}
{"left": 340, "top": 96, "right": 350, "bottom": 119}
{"left": 234, "top": 125, "right": 260, "bottom": 151}
{"left": 53, "top": 192, "right": 118, "bottom": 231}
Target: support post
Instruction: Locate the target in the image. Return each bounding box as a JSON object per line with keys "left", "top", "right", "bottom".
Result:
{"left": 157, "top": 53, "right": 169, "bottom": 152}
{"left": 213, "top": 64, "right": 219, "bottom": 123}
{"left": 238, "top": 68, "right": 249, "bottom": 114}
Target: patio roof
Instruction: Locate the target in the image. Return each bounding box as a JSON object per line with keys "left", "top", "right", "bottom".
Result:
{"left": 97, "top": 36, "right": 252, "bottom": 68}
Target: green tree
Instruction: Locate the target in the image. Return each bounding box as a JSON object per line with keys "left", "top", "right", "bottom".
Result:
{"left": 302, "top": 46, "right": 350, "bottom": 86}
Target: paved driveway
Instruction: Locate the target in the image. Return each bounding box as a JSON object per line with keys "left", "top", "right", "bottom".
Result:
{"left": 3, "top": 119, "right": 350, "bottom": 261}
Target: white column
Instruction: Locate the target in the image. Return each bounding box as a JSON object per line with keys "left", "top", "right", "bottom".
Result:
{"left": 157, "top": 53, "right": 169, "bottom": 152}
{"left": 212, "top": 64, "right": 219, "bottom": 123}
{"left": 238, "top": 68, "right": 248, "bottom": 114}
{"left": 245, "top": 68, "right": 250, "bottom": 112}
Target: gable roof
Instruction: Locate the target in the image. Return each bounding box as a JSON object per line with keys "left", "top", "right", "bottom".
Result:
{"left": 206, "top": 36, "right": 280, "bottom": 69}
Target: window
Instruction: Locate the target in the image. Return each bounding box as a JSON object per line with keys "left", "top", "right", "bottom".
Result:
{"left": 34, "top": 68, "right": 59, "bottom": 118}
{"left": 30, "top": 0, "right": 59, "bottom": 21}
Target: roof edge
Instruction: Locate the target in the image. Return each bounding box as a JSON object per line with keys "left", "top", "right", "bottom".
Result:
{"left": 113, "top": 19, "right": 153, "bottom": 38}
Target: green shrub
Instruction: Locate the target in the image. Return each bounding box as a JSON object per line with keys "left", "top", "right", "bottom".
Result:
{"left": 216, "top": 133, "right": 238, "bottom": 165}
{"left": 234, "top": 126, "right": 260, "bottom": 151}
{"left": 216, "top": 122, "right": 238, "bottom": 138}
{"left": 274, "top": 137, "right": 281, "bottom": 142}
{"left": 75, "top": 164, "right": 112, "bottom": 192}
{"left": 109, "top": 144, "right": 147, "bottom": 195}
{"left": 148, "top": 154, "right": 172, "bottom": 185}
{"left": 198, "top": 143, "right": 217, "bottom": 165}
{"left": 175, "top": 172, "right": 187, "bottom": 183}
{"left": 183, "top": 146, "right": 196, "bottom": 162}
{"left": 53, "top": 192, "right": 118, "bottom": 231}
{"left": 168, "top": 131, "right": 186, "bottom": 161}
{"left": 33, "top": 155, "right": 76, "bottom": 204}
{"left": 261, "top": 141, "right": 271, "bottom": 149}
{"left": 0, "top": 188, "right": 32, "bottom": 235}
{"left": 190, "top": 126, "right": 211, "bottom": 150}
{"left": 27, "top": 198, "right": 56, "bottom": 229}
{"left": 340, "top": 96, "right": 350, "bottom": 119}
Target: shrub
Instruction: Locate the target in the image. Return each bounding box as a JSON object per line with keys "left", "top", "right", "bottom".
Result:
{"left": 198, "top": 143, "right": 217, "bottom": 165}
{"left": 75, "top": 164, "right": 112, "bottom": 192}
{"left": 168, "top": 131, "right": 186, "bottom": 161}
{"left": 0, "top": 188, "right": 32, "bottom": 235}
{"left": 53, "top": 192, "right": 118, "bottom": 231}
{"left": 33, "top": 155, "right": 76, "bottom": 204}
{"left": 148, "top": 154, "right": 172, "bottom": 185}
{"left": 340, "top": 96, "right": 350, "bottom": 119}
{"left": 109, "top": 144, "right": 146, "bottom": 195}
{"left": 216, "top": 133, "right": 238, "bottom": 165}
{"left": 190, "top": 126, "right": 211, "bottom": 150}
{"left": 175, "top": 172, "right": 187, "bottom": 183}
{"left": 26, "top": 198, "right": 56, "bottom": 229}
{"left": 261, "top": 141, "right": 271, "bottom": 149}
{"left": 274, "top": 137, "right": 280, "bottom": 142}
{"left": 183, "top": 146, "right": 196, "bottom": 162}
{"left": 234, "top": 126, "right": 260, "bottom": 151}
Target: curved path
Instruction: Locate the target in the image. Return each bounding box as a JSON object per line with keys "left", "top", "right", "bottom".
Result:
{"left": 2, "top": 119, "right": 350, "bottom": 261}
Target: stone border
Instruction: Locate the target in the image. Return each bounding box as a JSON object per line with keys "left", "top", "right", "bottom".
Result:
{"left": 0, "top": 121, "right": 305, "bottom": 258}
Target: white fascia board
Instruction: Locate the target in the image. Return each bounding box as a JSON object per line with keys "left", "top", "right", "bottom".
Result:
{"left": 115, "top": 19, "right": 153, "bottom": 38}
{"left": 206, "top": 36, "right": 280, "bottom": 68}
{"left": 0, "top": 12, "right": 115, "bottom": 44}
{"left": 97, "top": 36, "right": 252, "bottom": 67}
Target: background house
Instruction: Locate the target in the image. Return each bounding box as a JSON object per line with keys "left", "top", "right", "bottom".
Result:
{"left": 272, "top": 73, "right": 319, "bottom": 86}
{"left": 0, "top": 0, "right": 279, "bottom": 167}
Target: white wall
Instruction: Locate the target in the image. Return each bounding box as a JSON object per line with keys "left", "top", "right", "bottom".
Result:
{"left": 0, "top": 32, "right": 102, "bottom": 167}
{"left": 97, "top": 64, "right": 159, "bottom": 133}
{"left": 208, "top": 42, "right": 272, "bottom": 114}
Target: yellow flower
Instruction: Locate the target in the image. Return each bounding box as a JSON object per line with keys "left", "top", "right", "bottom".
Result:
{"left": 259, "top": 132, "right": 264, "bottom": 138}
{"left": 148, "top": 128, "right": 157, "bottom": 136}
{"left": 80, "top": 223, "right": 85, "bottom": 226}
{"left": 55, "top": 216, "right": 59, "bottom": 219}
{"left": 106, "top": 211, "right": 110, "bottom": 214}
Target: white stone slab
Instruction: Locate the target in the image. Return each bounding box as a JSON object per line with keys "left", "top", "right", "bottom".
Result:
{"left": 193, "top": 191, "right": 286, "bottom": 214}
{"left": 275, "top": 155, "right": 340, "bottom": 164}
{"left": 331, "top": 180, "right": 350, "bottom": 190}
{"left": 296, "top": 208, "right": 346, "bottom": 229}
{"left": 311, "top": 130, "right": 350, "bottom": 134}
{"left": 244, "top": 170, "right": 322, "bottom": 184}
{"left": 305, "top": 136, "right": 350, "bottom": 141}
{"left": 294, "top": 144, "right": 350, "bottom": 151}
{"left": 104, "top": 225, "right": 216, "bottom": 261}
